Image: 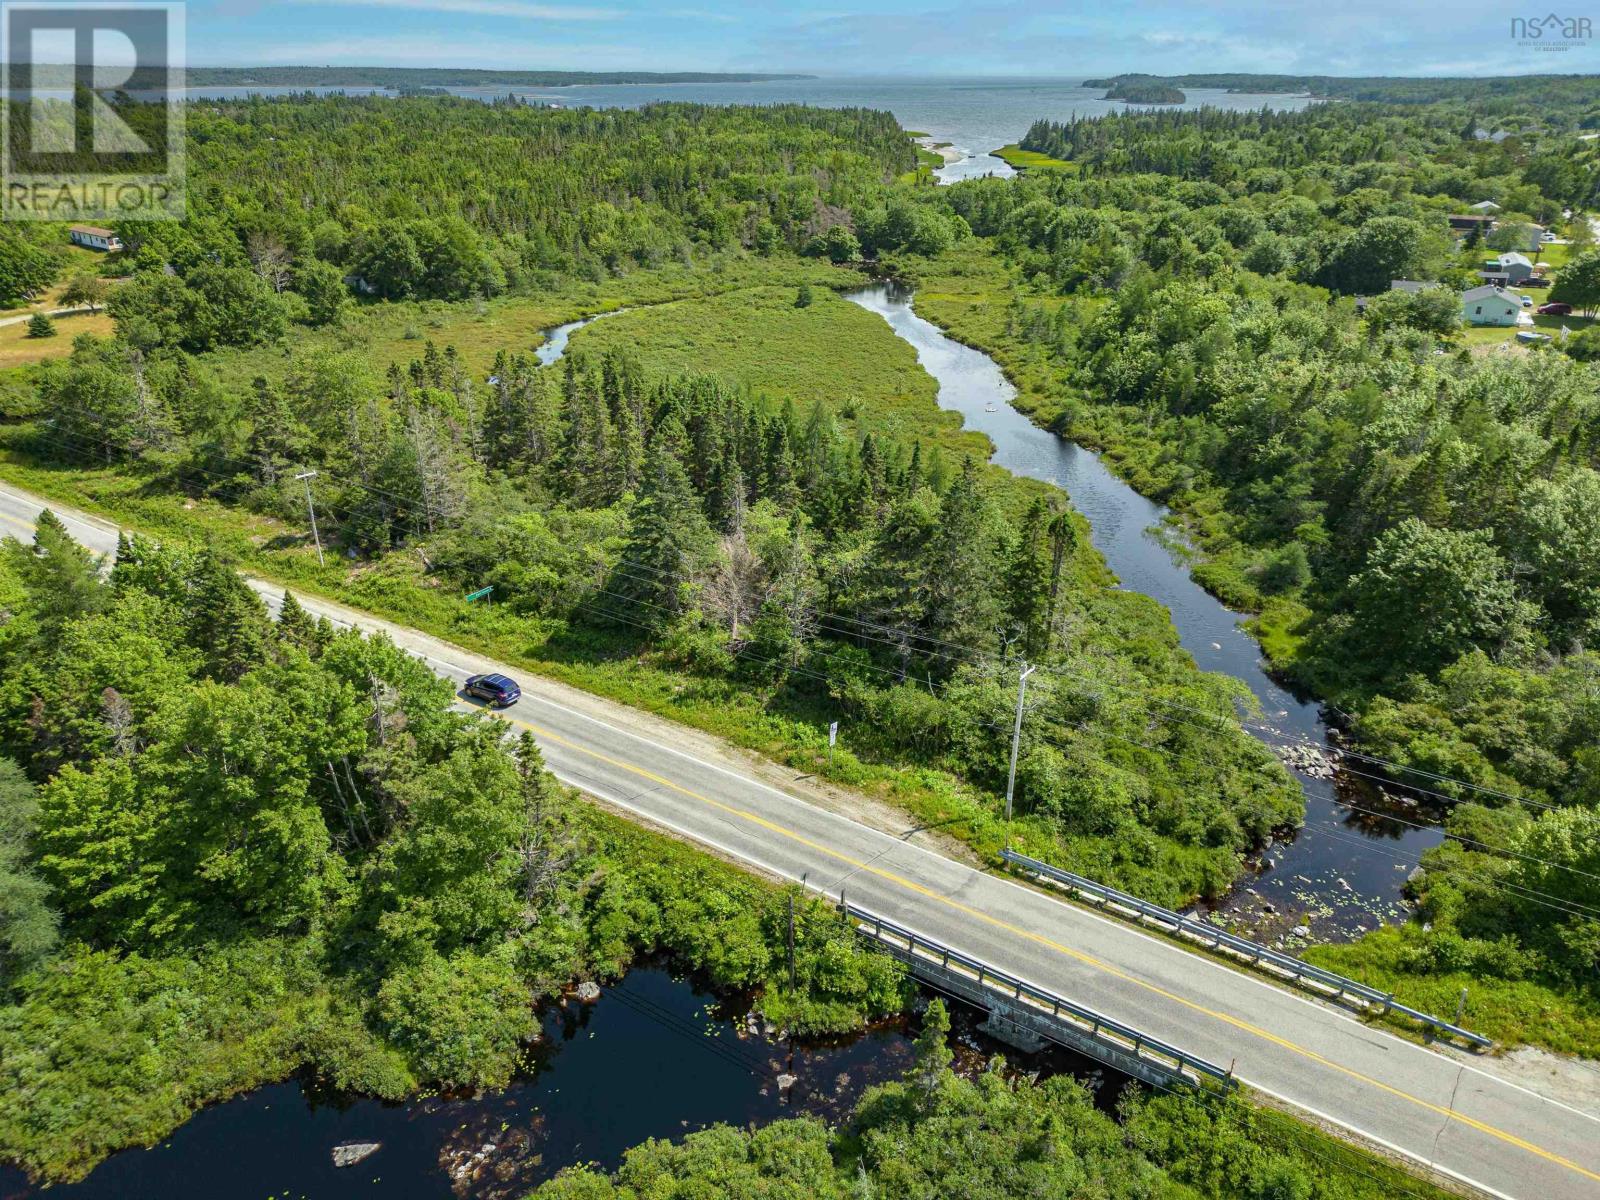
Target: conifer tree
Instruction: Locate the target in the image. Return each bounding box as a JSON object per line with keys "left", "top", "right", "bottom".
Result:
{"left": 922, "top": 458, "right": 999, "bottom": 656}
{"left": 1004, "top": 498, "right": 1052, "bottom": 659}
{"left": 186, "top": 549, "right": 273, "bottom": 683}
{"left": 610, "top": 438, "right": 711, "bottom": 633}
{"left": 913, "top": 998, "right": 952, "bottom": 1108}
{"left": 7, "top": 511, "right": 106, "bottom": 640}
{"left": 276, "top": 591, "right": 325, "bottom": 658}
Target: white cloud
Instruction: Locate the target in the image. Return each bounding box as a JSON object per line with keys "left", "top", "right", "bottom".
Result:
{"left": 286, "top": 0, "right": 621, "bottom": 21}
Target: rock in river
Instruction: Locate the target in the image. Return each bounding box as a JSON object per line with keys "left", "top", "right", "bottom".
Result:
{"left": 332, "top": 1141, "right": 381, "bottom": 1168}
{"left": 576, "top": 981, "right": 601, "bottom": 1002}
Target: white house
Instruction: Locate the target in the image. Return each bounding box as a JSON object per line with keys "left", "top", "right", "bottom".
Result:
{"left": 1462, "top": 284, "right": 1521, "bottom": 327}
{"left": 69, "top": 225, "right": 121, "bottom": 252}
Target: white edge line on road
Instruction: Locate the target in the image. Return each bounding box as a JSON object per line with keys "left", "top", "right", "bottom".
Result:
{"left": 567, "top": 767, "right": 1523, "bottom": 1200}
{"left": 7, "top": 488, "right": 1600, "bottom": 1133}
{"left": 1248, "top": 1082, "right": 1519, "bottom": 1200}
{"left": 453, "top": 653, "right": 1600, "bottom": 1130}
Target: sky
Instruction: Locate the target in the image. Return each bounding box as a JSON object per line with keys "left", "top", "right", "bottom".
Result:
{"left": 176, "top": 0, "right": 1598, "bottom": 76}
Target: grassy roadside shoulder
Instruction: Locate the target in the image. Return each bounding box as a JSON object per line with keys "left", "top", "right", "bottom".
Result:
{"left": 12, "top": 388, "right": 1600, "bottom": 1060}
{"left": 0, "top": 442, "right": 1020, "bottom": 864}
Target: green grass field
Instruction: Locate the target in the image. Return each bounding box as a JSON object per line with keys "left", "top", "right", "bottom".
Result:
{"left": 991, "top": 144, "right": 1076, "bottom": 172}
{"left": 0, "top": 310, "right": 115, "bottom": 367}
{"left": 1458, "top": 303, "right": 1593, "bottom": 350}
{"left": 563, "top": 283, "right": 993, "bottom": 461}
{"left": 198, "top": 254, "right": 870, "bottom": 384}
{"left": 1532, "top": 240, "right": 1576, "bottom": 269}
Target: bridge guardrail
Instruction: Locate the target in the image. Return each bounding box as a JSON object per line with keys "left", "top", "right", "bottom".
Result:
{"left": 1001, "top": 849, "right": 1492, "bottom": 1050}
{"left": 842, "top": 900, "right": 1237, "bottom": 1090}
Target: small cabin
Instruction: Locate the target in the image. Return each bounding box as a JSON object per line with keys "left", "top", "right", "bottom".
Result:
{"left": 69, "top": 225, "right": 121, "bottom": 252}
{"left": 1461, "top": 284, "right": 1521, "bottom": 327}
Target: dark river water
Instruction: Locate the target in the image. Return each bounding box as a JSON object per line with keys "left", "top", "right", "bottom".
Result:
{"left": 844, "top": 283, "right": 1444, "bottom": 938}
{"left": 0, "top": 967, "right": 1123, "bottom": 1200}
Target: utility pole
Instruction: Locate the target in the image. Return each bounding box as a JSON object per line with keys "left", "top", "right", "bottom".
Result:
{"left": 1004, "top": 661, "right": 1037, "bottom": 847}
{"left": 294, "top": 470, "right": 325, "bottom": 567}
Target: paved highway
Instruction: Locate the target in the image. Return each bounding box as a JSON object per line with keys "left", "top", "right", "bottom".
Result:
{"left": 1, "top": 483, "right": 1596, "bottom": 1200}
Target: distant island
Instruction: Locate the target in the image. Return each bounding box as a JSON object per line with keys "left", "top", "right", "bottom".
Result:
{"left": 1080, "top": 72, "right": 1600, "bottom": 106}
{"left": 166, "top": 66, "right": 816, "bottom": 89}
{"left": 1103, "top": 80, "right": 1185, "bottom": 104}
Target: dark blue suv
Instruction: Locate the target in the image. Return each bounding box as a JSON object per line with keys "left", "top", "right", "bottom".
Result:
{"left": 464, "top": 673, "right": 521, "bottom": 707}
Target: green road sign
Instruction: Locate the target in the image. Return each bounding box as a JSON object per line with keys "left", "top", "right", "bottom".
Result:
{"left": 464, "top": 586, "right": 494, "bottom": 602}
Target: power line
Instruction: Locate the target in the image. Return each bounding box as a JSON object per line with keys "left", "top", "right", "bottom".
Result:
{"left": 810, "top": 596, "right": 1572, "bottom": 819}
{"left": 34, "top": 383, "right": 1576, "bottom": 821}
{"left": 22, "top": 417, "right": 1590, "bottom": 884}
{"left": 1284, "top": 824, "right": 1600, "bottom": 922}
{"left": 1030, "top": 721, "right": 1600, "bottom": 918}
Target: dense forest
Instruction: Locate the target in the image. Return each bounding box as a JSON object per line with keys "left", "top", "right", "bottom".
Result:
{"left": 1021, "top": 103, "right": 1597, "bottom": 209}
{"left": 58, "top": 96, "right": 916, "bottom": 309}
{"left": 915, "top": 92, "right": 1600, "bottom": 1037}
{"left": 1104, "top": 81, "right": 1186, "bottom": 105}
{"left": 0, "top": 513, "right": 905, "bottom": 1180}
{"left": 0, "top": 95, "right": 905, "bottom": 309}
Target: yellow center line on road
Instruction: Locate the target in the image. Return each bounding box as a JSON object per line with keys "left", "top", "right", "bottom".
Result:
{"left": 3, "top": 497, "right": 1595, "bottom": 1186}
{"left": 498, "top": 710, "right": 1600, "bottom": 1187}
{"left": 0, "top": 510, "right": 44, "bottom": 535}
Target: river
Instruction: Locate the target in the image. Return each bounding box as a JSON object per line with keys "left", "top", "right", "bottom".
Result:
{"left": 532, "top": 309, "right": 625, "bottom": 366}
{"left": 843, "top": 283, "right": 1445, "bottom": 939}
{"left": 531, "top": 288, "right": 1442, "bottom": 937}
{"left": 0, "top": 967, "right": 1123, "bottom": 1200}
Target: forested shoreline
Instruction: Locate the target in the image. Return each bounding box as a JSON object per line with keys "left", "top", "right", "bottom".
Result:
{"left": 909, "top": 83, "right": 1600, "bottom": 1049}
{"left": 526, "top": 998, "right": 1461, "bottom": 1200}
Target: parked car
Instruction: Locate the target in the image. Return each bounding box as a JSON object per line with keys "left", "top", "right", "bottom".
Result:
{"left": 1540, "top": 231, "right": 1559, "bottom": 243}
{"left": 464, "top": 673, "right": 522, "bottom": 707}
{"left": 1523, "top": 276, "right": 1551, "bottom": 288}
{"left": 1521, "top": 294, "right": 1533, "bottom": 307}
{"left": 1537, "top": 302, "right": 1573, "bottom": 315}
